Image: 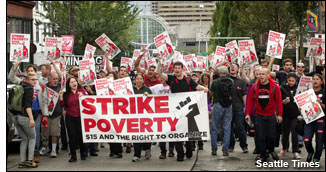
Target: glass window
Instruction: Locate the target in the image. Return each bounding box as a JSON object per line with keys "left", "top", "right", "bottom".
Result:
{"left": 36, "top": 25, "right": 39, "bottom": 42}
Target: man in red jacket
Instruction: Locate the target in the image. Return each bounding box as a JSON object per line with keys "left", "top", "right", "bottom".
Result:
{"left": 245, "top": 67, "right": 283, "bottom": 163}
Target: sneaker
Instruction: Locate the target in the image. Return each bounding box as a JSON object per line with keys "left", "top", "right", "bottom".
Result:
{"left": 242, "top": 147, "right": 249, "bottom": 153}
{"left": 306, "top": 153, "right": 314, "bottom": 162}
{"left": 186, "top": 151, "right": 192, "bottom": 159}
{"left": 168, "top": 151, "right": 175, "bottom": 157}
{"left": 90, "top": 153, "right": 98, "bottom": 156}
{"left": 113, "top": 153, "right": 123, "bottom": 158}
{"left": 211, "top": 149, "right": 217, "bottom": 156}
{"left": 177, "top": 156, "right": 184, "bottom": 162}
{"left": 34, "top": 152, "right": 40, "bottom": 163}
{"left": 126, "top": 146, "right": 131, "bottom": 153}
{"left": 132, "top": 156, "right": 141, "bottom": 162}
{"left": 293, "top": 152, "right": 301, "bottom": 159}
{"left": 270, "top": 152, "right": 279, "bottom": 161}
{"left": 51, "top": 151, "right": 57, "bottom": 158}
{"left": 255, "top": 156, "right": 266, "bottom": 165}
{"left": 223, "top": 152, "right": 229, "bottom": 156}
{"left": 69, "top": 157, "right": 77, "bottom": 162}
{"left": 25, "top": 160, "right": 38, "bottom": 168}
{"left": 145, "top": 149, "right": 151, "bottom": 160}
{"left": 159, "top": 153, "right": 166, "bottom": 159}
{"left": 18, "top": 162, "right": 26, "bottom": 168}
{"left": 109, "top": 152, "right": 114, "bottom": 157}
{"left": 278, "top": 150, "right": 286, "bottom": 157}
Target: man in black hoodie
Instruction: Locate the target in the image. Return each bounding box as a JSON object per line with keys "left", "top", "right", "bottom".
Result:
{"left": 278, "top": 73, "right": 301, "bottom": 159}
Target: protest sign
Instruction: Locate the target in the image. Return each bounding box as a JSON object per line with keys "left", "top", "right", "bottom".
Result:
{"left": 266, "top": 30, "right": 286, "bottom": 59}
{"left": 296, "top": 76, "right": 313, "bottom": 95}
{"left": 132, "top": 49, "right": 149, "bottom": 70}
{"left": 112, "top": 67, "right": 119, "bottom": 72}
{"left": 272, "top": 64, "right": 280, "bottom": 72}
{"left": 120, "top": 57, "right": 133, "bottom": 72}
{"left": 195, "top": 56, "right": 207, "bottom": 71}
{"left": 83, "top": 44, "right": 96, "bottom": 60}
{"left": 108, "top": 77, "right": 134, "bottom": 96}
{"left": 225, "top": 40, "right": 240, "bottom": 62}
{"left": 80, "top": 91, "right": 210, "bottom": 143}
{"left": 45, "top": 37, "right": 62, "bottom": 60}
{"left": 79, "top": 58, "right": 96, "bottom": 86}
{"left": 61, "top": 35, "right": 74, "bottom": 55}
{"left": 208, "top": 53, "right": 215, "bottom": 67}
{"left": 147, "top": 58, "right": 157, "bottom": 71}
{"left": 294, "top": 89, "right": 324, "bottom": 124}
{"left": 306, "top": 38, "right": 325, "bottom": 65}
{"left": 10, "top": 33, "right": 30, "bottom": 62}
{"left": 212, "top": 46, "right": 226, "bottom": 67}
{"left": 184, "top": 54, "right": 196, "bottom": 71}
{"left": 47, "top": 87, "right": 59, "bottom": 116}
{"left": 95, "top": 78, "right": 110, "bottom": 96}
{"left": 154, "top": 31, "right": 174, "bottom": 62}
{"left": 95, "top": 33, "right": 121, "bottom": 59}
{"left": 65, "top": 55, "right": 107, "bottom": 73}
{"left": 238, "top": 40, "right": 258, "bottom": 66}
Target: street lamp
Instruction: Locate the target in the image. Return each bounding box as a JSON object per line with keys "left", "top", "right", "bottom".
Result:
{"left": 198, "top": 4, "right": 204, "bottom": 55}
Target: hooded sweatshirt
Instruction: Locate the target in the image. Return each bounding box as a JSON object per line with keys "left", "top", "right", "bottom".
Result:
{"left": 280, "top": 82, "right": 300, "bottom": 119}
{"left": 246, "top": 77, "right": 283, "bottom": 117}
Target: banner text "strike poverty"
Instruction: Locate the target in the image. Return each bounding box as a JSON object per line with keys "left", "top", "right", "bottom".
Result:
{"left": 81, "top": 96, "right": 180, "bottom": 133}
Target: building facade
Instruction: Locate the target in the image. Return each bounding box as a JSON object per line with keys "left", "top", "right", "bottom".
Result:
{"left": 7, "top": 1, "right": 35, "bottom": 73}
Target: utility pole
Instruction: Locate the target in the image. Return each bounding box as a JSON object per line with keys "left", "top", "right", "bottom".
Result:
{"left": 69, "top": 1, "right": 75, "bottom": 35}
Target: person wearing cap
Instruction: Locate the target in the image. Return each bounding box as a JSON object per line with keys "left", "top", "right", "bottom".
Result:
{"left": 191, "top": 73, "right": 200, "bottom": 84}
{"left": 209, "top": 66, "right": 234, "bottom": 157}
{"left": 68, "top": 66, "right": 79, "bottom": 78}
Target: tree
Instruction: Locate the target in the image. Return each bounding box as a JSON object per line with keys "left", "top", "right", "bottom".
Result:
{"left": 288, "top": 2, "right": 318, "bottom": 62}
{"left": 36, "top": 1, "right": 140, "bottom": 66}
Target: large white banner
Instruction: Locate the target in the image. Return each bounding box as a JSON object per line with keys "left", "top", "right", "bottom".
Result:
{"left": 294, "top": 89, "right": 325, "bottom": 124}
{"left": 296, "top": 76, "right": 313, "bottom": 95}
{"left": 80, "top": 92, "right": 210, "bottom": 143}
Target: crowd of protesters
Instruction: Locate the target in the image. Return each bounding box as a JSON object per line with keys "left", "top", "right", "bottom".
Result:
{"left": 7, "top": 48, "right": 325, "bottom": 168}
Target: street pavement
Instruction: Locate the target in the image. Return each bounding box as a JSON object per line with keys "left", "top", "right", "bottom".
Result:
{"left": 7, "top": 136, "right": 325, "bottom": 171}
{"left": 193, "top": 136, "right": 325, "bottom": 171}
{"left": 7, "top": 143, "right": 197, "bottom": 171}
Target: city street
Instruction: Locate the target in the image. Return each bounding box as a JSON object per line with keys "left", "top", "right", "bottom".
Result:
{"left": 7, "top": 136, "right": 325, "bottom": 171}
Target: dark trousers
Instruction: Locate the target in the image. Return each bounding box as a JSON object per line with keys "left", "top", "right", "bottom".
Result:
{"left": 281, "top": 116, "right": 298, "bottom": 153}
{"left": 60, "top": 116, "right": 68, "bottom": 148}
{"left": 229, "top": 110, "right": 248, "bottom": 149}
{"left": 160, "top": 142, "right": 175, "bottom": 153}
{"left": 275, "top": 123, "right": 281, "bottom": 147}
{"left": 85, "top": 143, "right": 96, "bottom": 155}
{"left": 109, "top": 143, "right": 123, "bottom": 155}
{"left": 303, "top": 117, "right": 325, "bottom": 160}
{"left": 174, "top": 141, "right": 192, "bottom": 158}
{"left": 133, "top": 143, "right": 151, "bottom": 158}
{"left": 255, "top": 114, "right": 277, "bottom": 159}
{"left": 65, "top": 115, "right": 87, "bottom": 158}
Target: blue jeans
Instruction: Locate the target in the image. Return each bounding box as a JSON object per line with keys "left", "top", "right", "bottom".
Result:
{"left": 33, "top": 112, "right": 41, "bottom": 152}
{"left": 211, "top": 103, "right": 232, "bottom": 152}
{"left": 229, "top": 110, "right": 248, "bottom": 149}
{"left": 303, "top": 117, "right": 325, "bottom": 160}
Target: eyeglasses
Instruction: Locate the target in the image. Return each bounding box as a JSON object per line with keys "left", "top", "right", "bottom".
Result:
{"left": 297, "top": 66, "right": 305, "bottom": 68}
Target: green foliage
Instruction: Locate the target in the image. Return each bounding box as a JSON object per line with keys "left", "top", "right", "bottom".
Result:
{"left": 35, "top": 1, "right": 140, "bottom": 66}
{"left": 209, "top": 1, "right": 317, "bottom": 57}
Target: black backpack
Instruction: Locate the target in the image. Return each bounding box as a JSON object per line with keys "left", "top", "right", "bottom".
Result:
{"left": 217, "top": 77, "right": 233, "bottom": 107}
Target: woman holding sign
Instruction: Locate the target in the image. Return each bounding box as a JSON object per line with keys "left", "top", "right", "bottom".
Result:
{"left": 303, "top": 74, "right": 325, "bottom": 163}
{"left": 59, "top": 77, "right": 88, "bottom": 162}
{"left": 132, "top": 73, "right": 153, "bottom": 162}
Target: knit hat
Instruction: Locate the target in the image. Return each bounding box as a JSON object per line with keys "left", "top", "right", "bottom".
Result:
{"left": 68, "top": 66, "right": 79, "bottom": 75}
{"left": 217, "top": 66, "right": 229, "bottom": 75}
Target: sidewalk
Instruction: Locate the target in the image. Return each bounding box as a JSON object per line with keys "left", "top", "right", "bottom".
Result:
{"left": 7, "top": 143, "right": 198, "bottom": 171}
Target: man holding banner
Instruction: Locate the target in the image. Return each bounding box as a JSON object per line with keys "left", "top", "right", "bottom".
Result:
{"left": 157, "top": 54, "right": 209, "bottom": 162}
